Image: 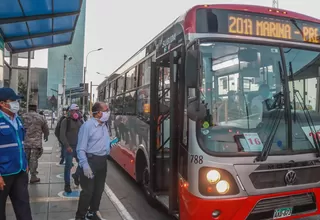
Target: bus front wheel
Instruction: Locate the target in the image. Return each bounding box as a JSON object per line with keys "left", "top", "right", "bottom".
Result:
{"left": 142, "top": 164, "right": 157, "bottom": 206}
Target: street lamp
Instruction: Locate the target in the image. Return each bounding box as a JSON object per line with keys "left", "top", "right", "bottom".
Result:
{"left": 62, "top": 54, "right": 72, "bottom": 106}
{"left": 82, "top": 48, "right": 103, "bottom": 113}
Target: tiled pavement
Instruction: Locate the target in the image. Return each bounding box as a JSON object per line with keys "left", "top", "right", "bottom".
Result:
{"left": 5, "top": 131, "right": 123, "bottom": 220}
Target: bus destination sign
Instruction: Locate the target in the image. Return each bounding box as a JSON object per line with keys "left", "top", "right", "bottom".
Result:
{"left": 227, "top": 13, "right": 320, "bottom": 44}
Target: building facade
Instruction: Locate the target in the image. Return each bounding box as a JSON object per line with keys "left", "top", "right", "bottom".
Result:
{"left": 46, "top": 0, "right": 86, "bottom": 97}
{"left": 3, "top": 67, "right": 48, "bottom": 109}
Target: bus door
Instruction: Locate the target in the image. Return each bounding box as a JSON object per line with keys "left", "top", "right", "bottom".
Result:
{"left": 150, "top": 45, "right": 183, "bottom": 214}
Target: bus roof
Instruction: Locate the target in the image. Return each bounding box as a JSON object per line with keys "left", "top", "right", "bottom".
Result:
{"left": 106, "top": 4, "right": 320, "bottom": 79}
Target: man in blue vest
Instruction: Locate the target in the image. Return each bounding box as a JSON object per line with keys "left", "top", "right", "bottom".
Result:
{"left": 0, "top": 88, "right": 32, "bottom": 220}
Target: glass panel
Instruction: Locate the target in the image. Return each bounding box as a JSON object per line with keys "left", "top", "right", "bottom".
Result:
{"left": 126, "top": 67, "right": 137, "bottom": 91}
{"left": 139, "top": 59, "right": 151, "bottom": 86}
{"left": 137, "top": 85, "right": 150, "bottom": 119}
{"left": 306, "top": 78, "right": 317, "bottom": 111}
{"left": 110, "top": 81, "right": 116, "bottom": 97}
{"left": 198, "top": 42, "right": 286, "bottom": 154}
{"left": 285, "top": 47, "right": 320, "bottom": 152}
{"left": 158, "top": 66, "right": 170, "bottom": 150}
{"left": 116, "top": 75, "right": 125, "bottom": 94}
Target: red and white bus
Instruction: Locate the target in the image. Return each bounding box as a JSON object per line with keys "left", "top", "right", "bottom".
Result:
{"left": 99, "top": 4, "right": 320, "bottom": 219}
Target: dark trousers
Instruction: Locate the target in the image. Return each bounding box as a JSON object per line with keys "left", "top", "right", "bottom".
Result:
{"left": 0, "top": 171, "right": 32, "bottom": 220}
{"left": 75, "top": 154, "right": 108, "bottom": 218}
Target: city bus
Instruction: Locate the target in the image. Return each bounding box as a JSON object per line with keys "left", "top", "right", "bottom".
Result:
{"left": 99, "top": 4, "right": 320, "bottom": 219}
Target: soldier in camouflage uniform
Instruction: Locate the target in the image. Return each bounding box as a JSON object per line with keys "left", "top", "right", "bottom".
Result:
{"left": 22, "top": 104, "right": 49, "bottom": 183}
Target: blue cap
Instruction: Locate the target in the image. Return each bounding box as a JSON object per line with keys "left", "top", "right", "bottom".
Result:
{"left": 0, "top": 88, "right": 23, "bottom": 102}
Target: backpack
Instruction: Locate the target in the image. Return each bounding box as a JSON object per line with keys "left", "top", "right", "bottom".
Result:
{"left": 55, "top": 116, "right": 84, "bottom": 142}
{"left": 54, "top": 116, "right": 66, "bottom": 141}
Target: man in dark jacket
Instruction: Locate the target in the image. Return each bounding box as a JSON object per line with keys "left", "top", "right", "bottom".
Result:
{"left": 0, "top": 88, "right": 32, "bottom": 220}
{"left": 59, "top": 104, "right": 83, "bottom": 193}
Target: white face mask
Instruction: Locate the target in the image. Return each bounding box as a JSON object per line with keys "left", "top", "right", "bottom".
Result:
{"left": 6, "top": 101, "right": 20, "bottom": 114}
{"left": 99, "top": 111, "right": 110, "bottom": 122}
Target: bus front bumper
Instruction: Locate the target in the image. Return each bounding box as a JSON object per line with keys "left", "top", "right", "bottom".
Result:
{"left": 179, "top": 187, "right": 320, "bottom": 220}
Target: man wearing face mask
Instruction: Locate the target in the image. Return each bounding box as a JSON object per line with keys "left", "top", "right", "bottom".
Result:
{"left": 75, "top": 102, "right": 111, "bottom": 220}
{"left": 59, "top": 104, "right": 83, "bottom": 193}
{"left": 0, "top": 88, "right": 32, "bottom": 220}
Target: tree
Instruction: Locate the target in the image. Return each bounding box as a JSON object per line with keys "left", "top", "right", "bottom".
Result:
{"left": 18, "top": 74, "right": 33, "bottom": 109}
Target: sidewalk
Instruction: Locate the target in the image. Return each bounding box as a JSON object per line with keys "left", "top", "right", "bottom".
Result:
{"left": 5, "top": 131, "right": 123, "bottom": 220}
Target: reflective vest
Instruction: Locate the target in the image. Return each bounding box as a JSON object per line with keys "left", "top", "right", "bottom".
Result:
{"left": 0, "top": 111, "right": 27, "bottom": 176}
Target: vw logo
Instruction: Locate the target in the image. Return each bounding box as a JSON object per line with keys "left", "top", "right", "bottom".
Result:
{"left": 284, "top": 170, "right": 297, "bottom": 185}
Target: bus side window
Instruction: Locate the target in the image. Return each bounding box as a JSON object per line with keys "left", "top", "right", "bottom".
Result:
{"left": 137, "top": 59, "right": 151, "bottom": 120}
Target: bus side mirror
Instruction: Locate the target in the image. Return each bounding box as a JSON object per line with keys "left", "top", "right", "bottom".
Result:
{"left": 187, "top": 100, "right": 206, "bottom": 121}
{"left": 185, "top": 50, "right": 199, "bottom": 88}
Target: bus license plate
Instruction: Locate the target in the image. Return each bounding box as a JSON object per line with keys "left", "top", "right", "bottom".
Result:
{"left": 273, "top": 207, "right": 292, "bottom": 219}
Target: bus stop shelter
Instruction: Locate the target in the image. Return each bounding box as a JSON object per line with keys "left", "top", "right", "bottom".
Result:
{"left": 0, "top": 0, "right": 84, "bottom": 111}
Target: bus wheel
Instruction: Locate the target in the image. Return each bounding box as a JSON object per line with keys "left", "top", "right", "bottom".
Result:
{"left": 142, "top": 166, "right": 156, "bottom": 206}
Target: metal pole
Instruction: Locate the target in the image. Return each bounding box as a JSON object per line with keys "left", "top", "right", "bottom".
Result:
{"left": 82, "top": 66, "right": 87, "bottom": 113}
{"left": 62, "top": 54, "right": 67, "bottom": 107}
{"left": 82, "top": 48, "right": 103, "bottom": 114}
{"left": 26, "top": 51, "right": 31, "bottom": 112}
{"left": 90, "top": 81, "right": 92, "bottom": 115}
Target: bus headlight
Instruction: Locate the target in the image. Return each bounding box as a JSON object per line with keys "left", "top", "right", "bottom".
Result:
{"left": 216, "top": 180, "right": 230, "bottom": 194}
{"left": 199, "top": 167, "right": 239, "bottom": 196}
{"left": 206, "top": 170, "right": 221, "bottom": 184}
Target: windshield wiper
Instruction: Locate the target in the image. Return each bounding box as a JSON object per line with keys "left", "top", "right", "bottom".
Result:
{"left": 289, "top": 62, "right": 320, "bottom": 156}
{"left": 255, "top": 93, "right": 283, "bottom": 162}
{"left": 290, "top": 19, "right": 305, "bottom": 40}
{"left": 255, "top": 61, "right": 284, "bottom": 162}
{"left": 289, "top": 62, "right": 297, "bottom": 122}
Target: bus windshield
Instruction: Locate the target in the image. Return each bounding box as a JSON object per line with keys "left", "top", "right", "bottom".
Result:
{"left": 198, "top": 42, "right": 319, "bottom": 155}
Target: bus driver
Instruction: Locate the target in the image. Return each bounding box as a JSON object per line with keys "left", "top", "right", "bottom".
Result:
{"left": 251, "top": 84, "right": 271, "bottom": 117}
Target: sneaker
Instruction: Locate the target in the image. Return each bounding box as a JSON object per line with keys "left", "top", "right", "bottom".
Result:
{"left": 64, "top": 184, "right": 72, "bottom": 193}
{"left": 72, "top": 173, "right": 80, "bottom": 186}
{"left": 59, "top": 158, "right": 64, "bottom": 165}
{"left": 85, "top": 211, "right": 105, "bottom": 220}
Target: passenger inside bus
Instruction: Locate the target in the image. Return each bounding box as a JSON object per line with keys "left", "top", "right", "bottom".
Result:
{"left": 250, "top": 84, "right": 271, "bottom": 117}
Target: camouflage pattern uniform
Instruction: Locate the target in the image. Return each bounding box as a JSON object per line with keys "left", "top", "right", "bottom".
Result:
{"left": 22, "top": 110, "right": 49, "bottom": 183}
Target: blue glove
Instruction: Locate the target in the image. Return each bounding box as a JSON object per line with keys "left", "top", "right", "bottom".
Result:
{"left": 110, "top": 137, "right": 119, "bottom": 148}
{"left": 83, "top": 163, "right": 94, "bottom": 179}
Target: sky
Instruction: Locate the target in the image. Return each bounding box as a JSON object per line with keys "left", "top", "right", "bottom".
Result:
{"left": 18, "top": 0, "right": 320, "bottom": 97}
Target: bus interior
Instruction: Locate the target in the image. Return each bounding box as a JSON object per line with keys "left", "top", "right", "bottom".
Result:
{"left": 198, "top": 42, "right": 320, "bottom": 154}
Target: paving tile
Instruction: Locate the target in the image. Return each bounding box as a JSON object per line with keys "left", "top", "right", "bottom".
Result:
{"left": 6, "top": 202, "right": 48, "bottom": 215}
{"left": 5, "top": 133, "right": 124, "bottom": 220}
{"left": 49, "top": 200, "right": 79, "bottom": 213}
{"left": 6, "top": 212, "right": 48, "bottom": 220}
{"left": 28, "top": 184, "right": 50, "bottom": 197}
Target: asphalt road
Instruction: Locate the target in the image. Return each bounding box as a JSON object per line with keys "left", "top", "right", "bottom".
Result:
{"left": 105, "top": 159, "right": 175, "bottom": 220}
